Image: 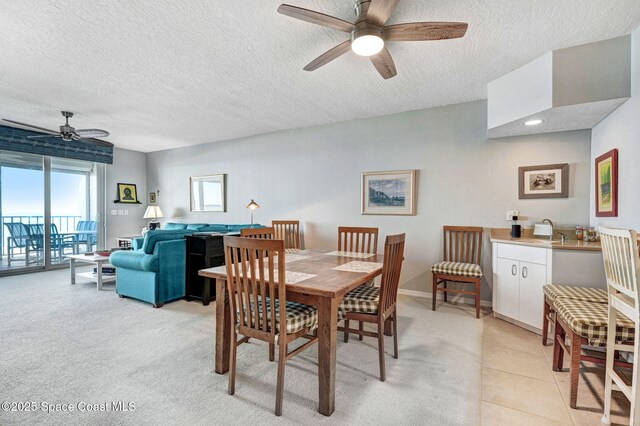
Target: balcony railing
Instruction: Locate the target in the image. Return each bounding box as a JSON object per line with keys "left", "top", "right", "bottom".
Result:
{"left": 1, "top": 215, "right": 82, "bottom": 256}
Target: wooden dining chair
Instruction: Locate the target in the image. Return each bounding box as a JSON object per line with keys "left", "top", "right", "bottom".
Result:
{"left": 338, "top": 234, "right": 405, "bottom": 381}
{"left": 224, "top": 236, "right": 318, "bottom": 416}
{"left": 338, "top": 226, "right": 379, "bottom": 254}
{"left": 431, "top": 226, "right": 484, "bottom": 318}
{"left": 240, "top": 226, "right": 275, "bottom": 239}
{"left": 272, "top": 220, "right": 301, "bottom": 250}
{"left": 601, "top": 227, "right": 640, "bottom": 426}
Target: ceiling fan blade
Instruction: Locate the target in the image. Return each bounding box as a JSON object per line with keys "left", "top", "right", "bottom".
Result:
{"left": 27, "top": 134, "right": 62, "bottom": 139}
{"left": 303, "top": 40, "right": 352, "bottom": 71}
{"left": 75, "top": 128, "right": 110, "bottom": 138}
{"left": 2, "top": 119, "right": 60, "bottom": 135}
{"left": 277, "top": 4, "right": 355, "bottom": 32}
{"left": 366, "top": 0, "right": 400, "bottom": 27}
{"left": 383, "top": 22, "right": 468, "bottom": 41}
{"left": 370, "top": 47, "right": 397, "bottom": 79}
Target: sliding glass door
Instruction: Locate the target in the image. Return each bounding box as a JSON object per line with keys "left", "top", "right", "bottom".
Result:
{"left": 0, "top": 151, "right": 104, "bottom": 274}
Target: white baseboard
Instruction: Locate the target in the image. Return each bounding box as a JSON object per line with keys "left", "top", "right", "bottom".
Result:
{"left": 398, "top": 288, "right": 493, "bottom": 308}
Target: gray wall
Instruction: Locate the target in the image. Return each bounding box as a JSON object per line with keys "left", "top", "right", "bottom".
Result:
{"left": 146, "top": 100, "right": 592, "bottom": 300}
{"left": 590, "top": 27, "right": 640, "bottom": 231}
{"left": 105, "top": 148, "right": 147, "bottom": 246}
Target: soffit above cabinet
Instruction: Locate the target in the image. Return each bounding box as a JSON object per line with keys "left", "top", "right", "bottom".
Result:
{"left": 487, "top": 35, "right": 631, "bottom": 139}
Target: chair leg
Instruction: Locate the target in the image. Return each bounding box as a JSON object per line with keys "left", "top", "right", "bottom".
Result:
{"left": 393, "top": 312, "right": 398, "bottom": 359}
{"left": 269, "top": 343, "right": 275, "bottom": 362}
{"left": 275, "top": 340, "right": 287, "bottom": 416}
{"left": 552, "top": 317, "right": 565, "bottom": 371}
{"left": 542, "top": 298, "right": 550, "bottom": 346}
{"left": 602, "top": 303, "right": 618, "bottom": 425}
{"left": 359, "top": 321, "right": 364, "bottom": 341}
{"left": 432, "top": 275, "right": 437, "bottom": 311}
{"left": 228, "top": 332, "right": 237, "bottom": 395}
{"left": 475, "top": 280, "right": 480, "bottom": 319}
{"left": 569, "top": 331, "right": 581, "bottom": 409}
{"left": 378, "top": 321, "right": 386, "bottom": 382}
{"left": 344, "top": 319, "right": 350, "bottom": 343}
{"left": 443, "top": 281, "right": 448, "bottom": 302}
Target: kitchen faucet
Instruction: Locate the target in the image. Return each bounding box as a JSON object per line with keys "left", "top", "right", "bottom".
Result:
{"left": 542, "top": 218, "right": 554, "bottom": 241}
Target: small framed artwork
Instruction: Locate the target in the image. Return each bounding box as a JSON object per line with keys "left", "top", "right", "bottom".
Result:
{"left": 361, "top": 170, "right": 416, "bottom": 215}
{"left": 149, "top": 192, "right": 157, "bottom": 204}
{"left": 190, "top": 174, "right": 226, "bottom": 212}
{"left": 518, "top": 163, "right": 569, "bottom": 199}
{"left": 116, "top": 183, "right": 139, "bottom": 203}
{"left": 595, "top": 148, "right": 618, "bottom": 217}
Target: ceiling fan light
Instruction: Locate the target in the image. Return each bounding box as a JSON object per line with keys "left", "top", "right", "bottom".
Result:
{"left": 351, "top": 35, "right": 384, "bottom": 56}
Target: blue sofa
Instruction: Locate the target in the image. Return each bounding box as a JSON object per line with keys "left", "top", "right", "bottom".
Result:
{"left": 110, "top": 224, "right": 260, "bottom": 307}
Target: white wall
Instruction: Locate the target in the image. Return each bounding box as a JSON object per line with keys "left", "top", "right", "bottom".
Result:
{"left": 590, "top": 27, "right": 640, "bottom": 230}
{"left": 105, "top": 148, "right": 147, "bottom": 246}
{"left": 146, "top": 100, "right": 592, "bottom": 300}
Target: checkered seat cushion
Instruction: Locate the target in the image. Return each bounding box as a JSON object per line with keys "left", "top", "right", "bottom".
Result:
{"left": 554, "top": 298, "right": 635, "bottom": 346}
{"left": 338, "top": 285, "right": 380, "bottom": 320}
{"left": 543, "top": 284, "right": 608, "bottom": 304}
{"left": 431, "top": 261, "right": 483, "bottom": 278}
{"left": 237, "top": 299, "right": 318, "bottom": 334}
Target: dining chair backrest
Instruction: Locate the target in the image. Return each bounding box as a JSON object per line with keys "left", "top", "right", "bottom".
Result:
{"left": 378, "top": 234, "right": 406, "bottom": 315}
{"left": 241, "top": 227, "right": 275, "bottom": 240}
{"left": 224, "top": 236, "right": 286, "bottom": 340}
{"left": 599, "top": 227, "right": 640, "bottom": 304}
{"left": 443, "top": 226, "right": 483, "bottom": 265}
{"left": 338, "top": 226, "right": 379, "bottom": 254}
{"left": 272, "top": 220, "right": 301, "bottom": 250}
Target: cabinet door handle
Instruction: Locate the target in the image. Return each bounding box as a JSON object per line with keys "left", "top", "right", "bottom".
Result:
{"left": 511, "top": 264, "right": 517, "bottom": 276}
{"left": 522, "top": 266, "right": 528, "bottom": 278}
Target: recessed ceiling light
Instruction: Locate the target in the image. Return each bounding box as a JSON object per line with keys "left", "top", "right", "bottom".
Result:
{"left": 524, "top": 119, "right": 544, "bottom": 126}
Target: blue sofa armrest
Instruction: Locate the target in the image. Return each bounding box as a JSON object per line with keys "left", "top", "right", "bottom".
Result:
{"left": 131, "top": 237, "right": 145, "bottom": 250}
{"left": 154, "top": 239, "right": 186, "bottom": 302}
{"left": 109, "top": 250, "right": 159, "bottom": 272}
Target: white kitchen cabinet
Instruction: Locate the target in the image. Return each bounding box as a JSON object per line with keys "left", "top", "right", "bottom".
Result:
{"left": 492, "top": 243, "right": 552, "bottom": 333}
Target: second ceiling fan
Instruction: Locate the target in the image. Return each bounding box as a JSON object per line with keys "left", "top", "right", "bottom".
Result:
{"left": 278, "top": 0, "right": 468, "bottom": 79}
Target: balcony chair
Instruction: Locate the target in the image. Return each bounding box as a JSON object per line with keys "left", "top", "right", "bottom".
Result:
{"left": 75, "top": 220, "right": 97, "bottom": 252}
{"left": 224, "top": 236, "right": 318, "bottom": 416}
{"left": 4, "top": 222, "right": 41, "bottom": 266}
{"left": 338, "top": 234, "right": 406, "bottom": 381}
{"left": 28, "top": 223, "right": 77, "bottom": 263}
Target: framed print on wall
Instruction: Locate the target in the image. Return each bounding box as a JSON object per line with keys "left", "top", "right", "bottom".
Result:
{"left": 190, "top": 174, "right": 226, "bottom": 212}
{"left": 116, "top": 183, "right": 139, "bottom": 203}
{"left": 518, "top": 163, "right": 569, "bottom": 199}
{"left": 595, "top": 148, "right": 618, "bottom": 217}
{"left": 361, "top": 170, "right": 416, "bottom": 215}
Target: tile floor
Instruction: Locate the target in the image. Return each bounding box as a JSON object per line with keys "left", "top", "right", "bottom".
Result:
{"left": 481, "top": 312, "right": 632, "bottom": 426}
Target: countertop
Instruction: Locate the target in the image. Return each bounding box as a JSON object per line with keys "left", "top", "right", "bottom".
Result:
{"left": 490, "top": 228, "right": 602, "bottom": 252}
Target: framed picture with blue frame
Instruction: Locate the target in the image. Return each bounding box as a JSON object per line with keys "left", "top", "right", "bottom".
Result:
{"left": 361, "top": 170, "right": 417, "bottom": 215}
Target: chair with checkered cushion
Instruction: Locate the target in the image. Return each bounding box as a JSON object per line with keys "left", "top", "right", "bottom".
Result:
{"left": 224, "top": 236, "right": 318, "bottom": 416}
{"left": 338, "top": 234, "right": 405, "bottom": 382}
{"left": 338, "top": 225, "right": 379, "bottom": 340}
{"left": 541, "top": 284, "right": 608, "bottom": 346}
{"left": 431, "top": 226, "right": 484, "bottom": 318}
{"left": 601, "top": 228, "right": 640, "bottom": 426}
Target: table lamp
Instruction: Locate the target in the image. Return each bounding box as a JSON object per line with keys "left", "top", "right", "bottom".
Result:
{"left": 143, "top": 205, "right": 164, "bottom": 230}
{"left": 246, "top": 199, "right": 260, "bottom": 227}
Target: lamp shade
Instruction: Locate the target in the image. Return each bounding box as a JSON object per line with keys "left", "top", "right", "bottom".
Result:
{"left": 246, "top": 199, "right": 260, "bottom": 210}
{"left": 143, "top": 205, "right": 164, "bottom": 219}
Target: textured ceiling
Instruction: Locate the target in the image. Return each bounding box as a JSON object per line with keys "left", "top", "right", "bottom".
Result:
{"left": 0, "top": 1, "right": 639, "bottom": 153}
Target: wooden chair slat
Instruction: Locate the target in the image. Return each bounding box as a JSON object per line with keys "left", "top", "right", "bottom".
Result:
{"left": 338, "top": 226, "right": 379, "bottom": 255}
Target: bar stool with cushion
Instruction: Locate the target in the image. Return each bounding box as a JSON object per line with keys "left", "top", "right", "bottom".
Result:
{"left": 601, "top": 227, "right": 640, "bottom": 425}
{"left": 542, "top": 284, "right": 608, "bottom": 346}
{"left": 552, "top": 297, "right": 634, "bottom": 409}
{"left": 431, "top": 226, "right": 483, "bottom": 318}
{"left": 224, "top": 236, "right": 318, "bottom": 416}
{"left": 338, "top": 233, "right": 405, "bottom": 381}
{"left": 272, "top": 220, "right": 301, "bottom": 250}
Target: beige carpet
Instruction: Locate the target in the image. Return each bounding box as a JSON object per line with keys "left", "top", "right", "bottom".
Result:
{"left": 0, "top": 268, "right": 482, "bottom": 425}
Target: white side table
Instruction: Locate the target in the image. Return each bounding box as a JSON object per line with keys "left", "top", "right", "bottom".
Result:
{"left": 67, "top": 254, "right": 115, "bottom": 291}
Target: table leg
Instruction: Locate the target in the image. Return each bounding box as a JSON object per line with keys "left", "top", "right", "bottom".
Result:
{"left": 70, "top": 258, "right": 76, "bottom": 284}
{"left": 215, "top": 278, "right": 230, "bottom": 374}
{"left": 97, "top": 262, "right": 103, "bottom": 291}
{"left": 317, "top": 296, "right": 338, "bottom": 416}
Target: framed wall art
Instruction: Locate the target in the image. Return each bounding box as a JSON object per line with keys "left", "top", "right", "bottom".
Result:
{"left": 116, "top": 183, "right": 140, "bottom": 203}
{"left": 595, "top": 148, "right": 618, "bottom": 217}
{"left": 190, "top": 174, "right": 226, "bottom": 212}
{"left": 518, "top": 163, "right": 569, "bottom": 199}
{"left": 361, "top": 170, "right": 416, "bottom": 215}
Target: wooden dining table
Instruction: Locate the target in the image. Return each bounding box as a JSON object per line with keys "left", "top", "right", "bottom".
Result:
{"left": 198, "top": 248, "right": 386, "bottom": 416}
